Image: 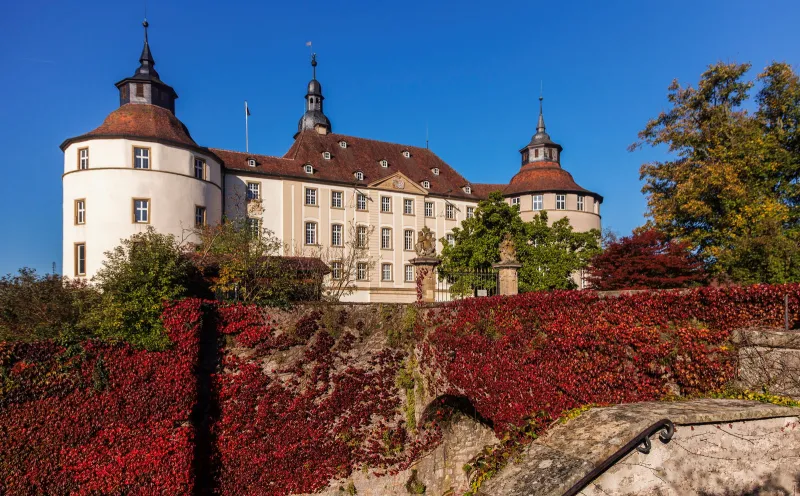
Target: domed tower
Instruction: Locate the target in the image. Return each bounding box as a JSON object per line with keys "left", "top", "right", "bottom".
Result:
{"left": 505, "top": 96, "right": 602, "bottom": 233}
{"left": 295, "top": 54, "right": 332, "bottom": 137}
{"left": 60, "top": 20, "right": 222, "bottom": 279}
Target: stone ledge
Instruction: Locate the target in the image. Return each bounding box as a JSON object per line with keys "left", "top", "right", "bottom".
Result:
{"left": 732, "top": 327, "right": 800, "bottom": 349}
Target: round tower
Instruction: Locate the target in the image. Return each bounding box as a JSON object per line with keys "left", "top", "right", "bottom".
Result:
{"left": 60, "top": 20, "right": 222, "bottom": 279}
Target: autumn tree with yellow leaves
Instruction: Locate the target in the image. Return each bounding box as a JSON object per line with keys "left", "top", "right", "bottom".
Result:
{"left": 633, "top": 62, "right": 800, "bottom": 284}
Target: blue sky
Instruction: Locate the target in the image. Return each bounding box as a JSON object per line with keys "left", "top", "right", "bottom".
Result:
{"left": 1, "top": 0, "right": 798, "bottom": 276}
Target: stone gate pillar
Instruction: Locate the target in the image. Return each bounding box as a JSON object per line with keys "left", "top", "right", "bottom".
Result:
{"left": 411, "top": 226, "right": 440, "bottom": 303}
{"left": 492, "top": 232, "right": 521, "bottom": 296}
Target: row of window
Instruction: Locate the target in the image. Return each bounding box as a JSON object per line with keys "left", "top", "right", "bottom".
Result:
{"left": 510, "top": 194, "right": 589, "bottom": 211}
{"left": 76, "top": 146, "right": 210, "bottom": 181}
{"left": 299, "top": 222, "right": 455, "bottom": 250}
{"left": 328, "top": 261, "right": 416, "bottom": 283}
{"left": 72, "top": 198, "right": 206, "bottom": 227}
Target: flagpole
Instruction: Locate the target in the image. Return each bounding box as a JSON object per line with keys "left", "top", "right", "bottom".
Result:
{"left": 245, "top": 100, "right": 249, "bottom": 153}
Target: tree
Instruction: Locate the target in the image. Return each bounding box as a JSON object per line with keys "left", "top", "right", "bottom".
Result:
{"left": 439, "top": 192, "right": 601, "bottom": 292}
{"left": 633, "top": 61, "right": 800, "bottom": 284}
{"left": 586, "top": 228, "right": 707, "bottom": 290}
{"left": 86, "top": 227, "right": 192, "bottom": 350}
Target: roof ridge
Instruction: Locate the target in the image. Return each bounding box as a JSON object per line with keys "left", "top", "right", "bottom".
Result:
{"left": 209, "top": 147, "right": 296, "bottom": 160}
{"left": 306, "top": 131, "right": 430, "bottom": 152}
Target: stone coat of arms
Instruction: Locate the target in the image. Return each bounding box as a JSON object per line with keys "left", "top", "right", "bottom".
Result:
{"left": 414, "top": 226, "right": 436, "bottom": 257}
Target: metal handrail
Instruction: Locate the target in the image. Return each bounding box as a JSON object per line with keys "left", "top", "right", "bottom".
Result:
{"left": 561, "top": 418, "right": 675, "bottom": 496}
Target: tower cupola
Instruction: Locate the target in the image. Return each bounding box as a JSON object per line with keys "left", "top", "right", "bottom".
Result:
{"left": 296, "top": 53, "right": 332, "bottom": 138}
{"left": 519, "top": 95, "right": 563, "bottom": 166}
{"left": 114, "top": 20, "right": 178, "bottom": 114}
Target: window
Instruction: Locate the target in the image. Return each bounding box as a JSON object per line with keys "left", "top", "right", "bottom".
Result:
{"left": 556, "top": 194, "right": 566, "bottom": 210}
{"left": 421, "top": 180, "right": 430, "bottom": 189}
{"left": 466, "top": 206, "right": 474, "bottom": 219}
{"left": 357, "top": 225, "right": 368, "bottom": 248}
{"left": 322, "top": 151, "right": 331, "bottom": 160}
{"left": 424, "top": 201, "right": 434, "bottom": 217}
{"left": 357, "top": 262, "right": 368, "bottom": 281}
{"left": 445, "top": 204, "right": 455, "bottom": 219}
{"left": 133, "top": 147, "right": 150, "bottom": 169}
{"left": 355, "top": 171, "right": 364, "bottom": 181}
{"left": 357, "top": 193, "right": 367, "bottom": 211}
{"left": 521, "top": 149, "right": 529, "bottom": 165}
{"left": 74, "top": 199, "right": 86, "bottom": 225}
{"left": 331, "top": 224, "right": 343, "bottom": 246}
{"left": 381, "top": 227, "right": 391, "bottom": 249}
{"left": 305, "top": 222, "right": 317, "bottom": 245}
{"left": 248, "top": 159, "right": 257, "bottom": 167}
{"left": 246, "top": 218, "right": 261, "bottom": 238}
{"left": 381, "top": 263, "right": 392, "bottom": 281}
{"left": 464, "top": 186, "right": 471, "bottom": 194}
{"left": 380, "top": 159, "right": 388, "bottom": 168}
{"left": 247, "top": 182, "right": 260, "bottom": 201}
{"left": 195, "top": 206, "right": 206, "bottom": 227}
{"left": 304, "top": 164, "right": 313, "bottom": 174}
{"left": 78, "top": 148, "right": 89, "bottom": 170}
{"left": 305, "top": 188, "right": 318, "bottom": 205}
{"left": 511, "top": 197, "right": 520, "bottom": 206}
{"left": 533, "top": 194, "right": 543, "bottom": 211}
{"left": 135, "top": 82, "right": 144, "bottom": 97}
{"left": 446, "top": 233, "right": 455, "bottom": 246}
{"left": 553, "top": 150, "right": 558, "bottom": 161}
{"left": 403, "top": 198, "right": 414, "bottom": 215}
{"left": 402, "top": 150, "right": 410, "bottom": 158}
{"left": 381, "top": 196, "right": 391, "bottom": 212}
{"left": 339, "top": 141, "right": 347, "bottom": 148}
{"left": 133, "top": 199, "right": 150, "bottom": 223}
{"left": 75, "top": 243, "right": 86, "bottom": 276}
{"left": 534, "top": 148, "right": 539, "bottom": 158}
{"left": 544, "top": 149, "right": 550, "bottom": 159}
{"left": 193, "top": 158, "right": 205, "bottom": 180}
{"left": 405, "top": 265, "right": 414, "bottom": 282}
{"left": 331, "top": 191, "right": 343, "bottom": 208}
{"left": 431, "top": 167, "right": 439, "bottom": 175}
{"left": 404, "top": 229, "right": 414, "bottom": 250}
{"left": 331, "top": 261, "right": 342, "bottom": 280}
{"left": 577, "top": 195, "right": 585, "bottom": 211}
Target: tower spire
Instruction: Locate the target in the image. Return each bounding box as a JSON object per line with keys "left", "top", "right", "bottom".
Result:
{"left": 311, "top": 52, "right": 317, "bottom": 80}
{"left": 295, "top": 52, "right": 331, "bottom": 137}
{"left": 537, "top": 93, "right": 546, "bottom": 134}
{"left": 137, "top": 18, "right": 158, "bottom": 79}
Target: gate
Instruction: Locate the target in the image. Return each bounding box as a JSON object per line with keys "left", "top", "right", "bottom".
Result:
{"left": 434, "top": 267, "right": 499, "bottom": 302}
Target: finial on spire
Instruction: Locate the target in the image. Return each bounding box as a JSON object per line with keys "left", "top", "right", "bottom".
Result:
{"left": 537, "top": 85, "right": 546, "bottom": 134}
{"left": 143, "top": 18, "right": 149, "bottom": 43}
{"left": 311, "top": 52, "right": 317, "bottom": 80}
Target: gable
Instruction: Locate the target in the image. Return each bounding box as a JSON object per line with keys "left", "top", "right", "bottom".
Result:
{"left": 368, "top": 171, "right": 429, "bottom": 195}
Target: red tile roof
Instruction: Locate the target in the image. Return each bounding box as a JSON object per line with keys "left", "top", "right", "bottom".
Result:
{"left": 214, "top": 131, "right": 479, "bottom": 201}
{"left": 503, "top": 161, "right": 601, "bottom": 200}
{"left": 61, "top": 103, "right": 198, "bottom": 150}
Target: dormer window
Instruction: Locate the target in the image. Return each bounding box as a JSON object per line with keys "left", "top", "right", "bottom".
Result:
{"left": 421, "top": 180, "right": 430, "bottom": 189}
{"left": 463, "top": 186, "right": 472, "bottom": 195}
{"left": 322, "top": 151, "right": 331, "bottom": 160}
{"left": 402, "top": 150, "right": 411, "bottom": 158}
{"left": 355, "top": 171, "right": 364, "bottom": 180}
{"left": 248, "top": 159, "right": 257, "bottom": 167}
{"left": 304, "top": 164, "right": 314, "bottom": 174}
{"left": 380, "top": 159, "right": 388, "bottom": 168}
{"left": 339, "top": 141, "right": 347, "bottom": 149}
{"left": 431, "top": 168, "right": 440, "bottom": 176}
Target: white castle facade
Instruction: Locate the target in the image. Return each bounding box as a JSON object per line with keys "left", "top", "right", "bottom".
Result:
{"left": 61, "top": 22, "right": 602, "bottom": 302}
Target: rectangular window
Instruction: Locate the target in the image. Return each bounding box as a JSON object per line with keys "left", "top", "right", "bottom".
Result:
{"left": 357, "top": 193, "right": 368, "bottom": 211}
{"left": 331, "top": 261, "right": 342, "bottom": 280}
{"left": 331, "top": 224, "right": 343, "bottom": 246}
{"left": 403, "top": 198, "right": 414, "bottom": 215}
{"left": 246, "top": 218, "right": 261, "bottom": 238}
{"left": 381, "top": 263, "right": 392, "bottom": 281}
{"left": 381, "top": 227, "right": 391, "bottom": 249}
{"left": 331, "top": 191, "right": 343, "bottom": 209}
{"left": 405, "top": 265, "right": 414, "bottom": 282}
{"left": 446, "top": 204, "right": 455, "bottom": 219}
{"left": 381, "top": 196, "right": 391, "bottom": 213}
{"left": 533, "top": 195, "right": 543, "bottom": 211}
{"left": 74, "top": 243, "right": 86, "bottom": 276}
{"left": 511, "top": 197, "right": 520, "bottom": 206}
{"left": 466, "top": 206, "right": 474, "bottom": 219}
{"left": 556, "top": 194, "right": 566, "bottom": 210}
{"left": 446, "top": 233, "right": 455, "bottom": 246}
{"left": 133, "top": 147, "right": 150, "bottom": 169}
{"left": 577, "top": 195, "right": 585, "bottom": 211}
{"left": 357, "top": 225, "right": 368, "bottom": 248}
{"left": 193, "top": 158, "right": 205, "bottom": 180}
{"left": 74, "top": 199, "right": 86, "bottom": 225}
{"left": 357, "top": 262, "right": 368, "bottom": 281}
{"left": 246, "top": 182, "right": 260, "bottom": 200}
{"left": 305, "top": 222, "right": 317, "bottom": 245}
{"left": 404, "top": 229, "right": 414, "bottom": 250}
{"left": 305, "top": 188, "right": 318, "bottom": 206}
{"left": 133, "top": 199, "right": 150, "bottom": 223}
{"left": 195, "top": 206, "right": 206, "bottom": 227}
{"left": 425, "top": 201, "right": 434, "bottom": 218}
{"left": 78, "top": 148, "right": 89, "bottom": 170}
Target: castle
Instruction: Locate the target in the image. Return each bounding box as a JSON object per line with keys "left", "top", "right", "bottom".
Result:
{"left": 61, "top": 21, "right": 602, "bottom": 302}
